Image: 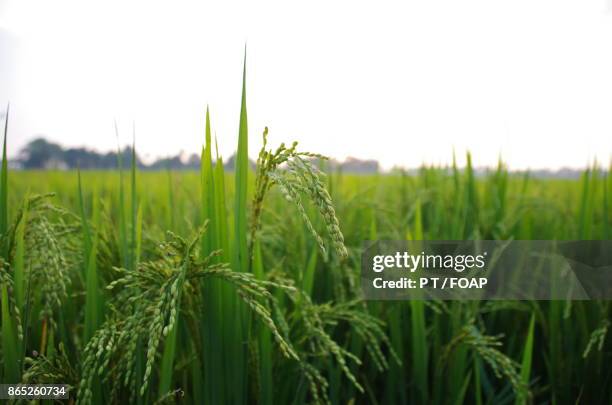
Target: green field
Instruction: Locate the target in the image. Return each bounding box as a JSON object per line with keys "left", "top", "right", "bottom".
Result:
{"left": 1, "top": 75, "right": 611, "bottom": 404}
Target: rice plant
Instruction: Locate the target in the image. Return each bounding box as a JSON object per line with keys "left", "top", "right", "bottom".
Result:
{"left": 0, "top": 64, "right": 611, "bottom": 405}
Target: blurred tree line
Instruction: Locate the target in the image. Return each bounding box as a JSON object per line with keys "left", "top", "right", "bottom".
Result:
{"left": 15, "top": 137, "right": 380, "bottom": 173}
{"left": 16, "top": 138, "right": 199, "bottom": 170}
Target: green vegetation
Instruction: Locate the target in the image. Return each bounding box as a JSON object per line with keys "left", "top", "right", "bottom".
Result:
{"left": 1, "top": 65, "right": 611, "bottom": 404}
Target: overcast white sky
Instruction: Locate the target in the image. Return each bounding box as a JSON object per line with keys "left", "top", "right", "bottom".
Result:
{"left": 1, "top": 0, "right": 611, "bottom": 169}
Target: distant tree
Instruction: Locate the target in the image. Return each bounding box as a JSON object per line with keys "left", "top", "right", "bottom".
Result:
{"left": 17, "top": 138, "right": 146, "bottom": 170}
{"left": 148, "top": 155, "right": 185, "bottom": 170}
{"left": 64, "top": 147, "right": 103, "bottom": 169}
{"left": 115, "top": 146, "right": 144, "bottom": 169}
{"left": 18, "top": 138, "right": 64, "bottom": 169}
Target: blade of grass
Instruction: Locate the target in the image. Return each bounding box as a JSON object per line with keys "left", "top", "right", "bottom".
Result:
{"left": 234, "top": 49, "right": 249, "bottom": 273}
{"left": 578, "top": 168, "right": 592, "bottom": 239}
{"left": 200, "top": 107, "right": 225, "bottom": 404}
{"left": 1, "top": 285, "right": 19, "bottom": 382}
{"left": 516, "top": 313, "right": 535, "bottom": 405}
{"left": 115, "top": 122, "right": 129, "bottom": 270}
{"left": 253, "top": 239, "right": 273, "bottom": 405}
{"left": 464, "top": 152, "right": 479, "bottom": 238}
{"left": 302, "top": 247, "right": 318, "bottom": 297}
{"left": 131, "top": 130, "right": 138, "bottom": 271}
{"left": 214, "top": 139, "right": 229, "bottom": 261}
{"left": 604, "top": 167, "right": 609, "bottom": 240}
{"left": 158, "top": 316, "right": 179, "bottom": 396}
{"left": 79, "top": 171, "right": 101, "bottom": 342}
{"left": 0, "top": 104, "right": 8, "bottom": 256}
{"left": 226, "top": 48, "right": 250, "bottom": 405}
{"left": 408, "top": 199, "right": 428, "bottom": 404}
{"left": 165, "top": 168, "right": 175, "bottom": 231}
{"left": 13, "top": 195, "right": 27, "bottom": 314}
{"left": 0, "top": 104, "right": 19, "bottom": 383}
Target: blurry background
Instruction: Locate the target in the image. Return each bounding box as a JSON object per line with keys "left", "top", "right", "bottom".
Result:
{"left": 1, "top": 0, "right": 611, "bottom": 170}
